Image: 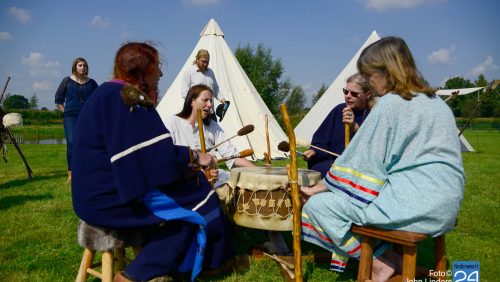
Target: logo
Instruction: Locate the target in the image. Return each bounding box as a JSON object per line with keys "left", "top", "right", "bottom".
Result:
{"left": 453, "top": 261, "right": 480, "bottom": 282}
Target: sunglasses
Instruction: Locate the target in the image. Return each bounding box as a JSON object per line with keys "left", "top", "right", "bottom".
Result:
{"left": 343, "top": 88, "right": 363, "bottom": 98}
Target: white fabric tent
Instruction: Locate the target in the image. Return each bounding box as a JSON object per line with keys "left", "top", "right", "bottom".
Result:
{"left": 294, "top": 31, "right": 381, "bottom": 143}
{"left": 156, "top": 18, "right": 288, "bottom": 159}
{"left": 294, "top": 30, "right": 475, "bottom": 152}
{"left": 436, "top": 87, "right": 485, "bottom": 152}
{"left": 436, "top": 87, "right": 484, "bottom": 96}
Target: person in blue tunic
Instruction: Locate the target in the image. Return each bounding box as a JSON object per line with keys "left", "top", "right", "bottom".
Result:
{"left": 55, "top": 57, "right": 98, "bottom": 181}
{"left": 300, "top": 37, "right": 465, "bottom": 281}
{"left": 303, "top": 73, "right": 373, "bottom": 177}
{"left": 71, "top": 42, "right": 235, "bottom": 281}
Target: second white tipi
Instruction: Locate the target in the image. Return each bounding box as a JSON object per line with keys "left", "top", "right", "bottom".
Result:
{"left": 156, "top": 19, "right": 288, "bottom": 159}
{"left": 294, "top": 31, "right": 381, "bottom": 143}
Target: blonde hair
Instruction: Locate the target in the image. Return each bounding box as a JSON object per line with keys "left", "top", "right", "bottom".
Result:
{"left": 193, "top": 49, "right": 210, "bottom": 65}
{"left": 346, "top": 73, "right": 375, "bottom": 108}
{"left": 357, "top": 36, "right": 435, "bottom": 99}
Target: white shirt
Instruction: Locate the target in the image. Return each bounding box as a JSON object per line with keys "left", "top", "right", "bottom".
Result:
{"left": 165, "top": 115, "right": 238, "bottom": 187}
{"left": 181, "top": 65, "right": 224, "bottom": 101}
{"left": 165, "top": 115, "right": 238, "bottom": 169}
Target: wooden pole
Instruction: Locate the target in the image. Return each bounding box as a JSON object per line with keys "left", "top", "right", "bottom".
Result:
{"left": 344, "top": 124, "right": 350, "bottom": 147}
{"left": 279, "top": 104, "right": 302, "bottom": 282}
{"left": 1, "top": 76, "right": 33, "bottom": 180}
{"left": 265, "top": 114, "right": 271, "bottom": 166}
{"left": 196, "top": 109, "right": 214, "bottom": 187}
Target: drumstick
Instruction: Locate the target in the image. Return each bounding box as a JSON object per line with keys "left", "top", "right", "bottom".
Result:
{"left": 207, "top": 124, "right": 254, "bottom": 152}
{"left": 277, "top": 141, "right": 304, "bottom": 156}
{"left": 217, "top": 149, "right": 254, "bottom": 163}
{"left": 197, "top": 109, "right": 214, "bottom": 187}
{"left": 283, "top": 140, "right": 340, "bottom": 158}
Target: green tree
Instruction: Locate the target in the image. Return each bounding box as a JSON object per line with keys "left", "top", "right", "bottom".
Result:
{"left": 312, "top": 83, "right": 328, "bottom": 105}
{"left": 443, "top": 77, "right": 474, "bottom": 117}
{"left": 3, "top": 94, "right": 30, "bottom": 110}
{"left": 283, "top": 86, "right": 307, "bottom": 128}
{"left": 29, "top": 94, "right": 39, "bottom": 110}
{"left": 474, "top": 74, "right": 497, "bottom": 117}
{"left": 235, "top": 43, "right": 286, "bottom": 116}
{"left": 285, "top": 86, "right": 306, "bottom": 113}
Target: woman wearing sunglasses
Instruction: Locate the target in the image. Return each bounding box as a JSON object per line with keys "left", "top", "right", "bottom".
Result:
{"left": 303, "top": 73, "right": 373, "bottom": 177}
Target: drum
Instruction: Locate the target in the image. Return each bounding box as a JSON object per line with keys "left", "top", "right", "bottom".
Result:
{"left": 227, "top": 167, "right": 321, "bottom": 231}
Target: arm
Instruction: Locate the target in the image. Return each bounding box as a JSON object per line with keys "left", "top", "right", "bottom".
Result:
{"left": 180, "top": 68, "right": 191, "bottom": 99}
{"left": 209, "top": 69, "right": 225, "bottom": 103}
{"left": 54, "top": 76, "right": 69, "bottom": 110}
{"left": 233, "top": 157, "right": 255, "bottom": 167}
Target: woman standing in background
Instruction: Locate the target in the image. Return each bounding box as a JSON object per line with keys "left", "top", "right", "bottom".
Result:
{"left": 54, "top": 57, "right": 98, "bottom": 181}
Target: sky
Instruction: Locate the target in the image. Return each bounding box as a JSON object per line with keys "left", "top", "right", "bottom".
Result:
{"left": 1, "top": 0, "right": 499, "bottom": 110}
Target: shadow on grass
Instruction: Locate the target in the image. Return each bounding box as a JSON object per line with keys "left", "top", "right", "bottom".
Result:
{"left": 0, "top": 193, "right": 54, "bottom": 210}
{"left": 0, "top": 172, "right": 67, "bottom": 190}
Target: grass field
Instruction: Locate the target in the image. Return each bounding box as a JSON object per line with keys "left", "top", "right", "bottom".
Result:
{"left": 0, "top": 128, "right": 498, "bottom": 281}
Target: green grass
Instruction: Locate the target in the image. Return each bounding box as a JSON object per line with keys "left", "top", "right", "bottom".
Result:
{"left": 0, "top": 129, "right": 498, "bottom": 281}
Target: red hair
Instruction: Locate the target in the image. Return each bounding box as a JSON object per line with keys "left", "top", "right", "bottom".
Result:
{"left": 113, "top": 42, "right": 161, "bottom": 101}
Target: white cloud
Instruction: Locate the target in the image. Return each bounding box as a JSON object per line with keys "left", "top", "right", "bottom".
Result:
{"left": 428, "top": 45, "right": 455, "bottom": 64}
{"left": 8, "top": 7, "right": 32, "bottom": 23}
{"left": 0, "top": 31, "right": 13, "bottom": 41}
{"left": 88, "top": 15, "right": 111, "bottom": 28}
{"left": 183, "top": 0, "right": 221, "bottom": 6}
{"left": 21, "top": 52, "right": 61, "bottom": 77}
{"left": 469, "top": 56, "right": 498, "bottom": 77}
{"left": 359, "top": 0, "right": 444, "bottom": 11}
{"left": 33, "top": 80, "right": 51, "bottom": 90}
{"left": 119, "top": 31, "right": 133, "bottom": 38}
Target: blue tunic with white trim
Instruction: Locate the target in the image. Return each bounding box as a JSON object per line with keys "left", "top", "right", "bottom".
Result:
{"left": 301, "top": 93, "right": 464, "bottom": 272}
{"left": 72, "top": 80, "right": 233, "bottom": 280}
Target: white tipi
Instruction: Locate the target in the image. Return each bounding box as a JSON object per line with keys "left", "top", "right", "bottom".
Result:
{"left": 294, "top": 31, "right": 381, "bottom": 143}
{"left": 156, "top": 18, "right": 288, "bottom": 159}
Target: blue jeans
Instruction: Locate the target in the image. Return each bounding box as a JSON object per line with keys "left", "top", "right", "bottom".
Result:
{"left": 63, "top": 114, "right": 78, "bottom": 171}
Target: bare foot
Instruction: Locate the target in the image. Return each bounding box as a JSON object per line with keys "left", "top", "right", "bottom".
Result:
{"left": 113, "top": 272, "right": 132, "bottom": 282}
{"left": 371, "top": 255, "right": 396, "bottom": 282}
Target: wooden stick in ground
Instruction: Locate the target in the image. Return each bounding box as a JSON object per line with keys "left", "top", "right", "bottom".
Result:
{"left": 279, "top": 103, "right": 302, "bottom": 282}
{"left": 264, "top": 114, "right": 271, "bottom": 166}
{"left": 196, "top": 109, "right": 214, "bottom": 187}
{"left": 263, "top": 252, "right": 295, "bottom": 270}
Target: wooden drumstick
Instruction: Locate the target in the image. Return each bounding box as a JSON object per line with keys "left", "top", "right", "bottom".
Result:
{"left": 279, "top": 103, "right": 303, "bottom": 282}
{"left": 207, "top": 124, "right": 254, "bottom": 152}
{"left": 196, "top": 109, "right": 214, "bottom": 187}
{"left": 217, "top": 149, "right": 254, "bottom": 163}
{"left": 290, "top": 140, "right": 340, "bottom": 158}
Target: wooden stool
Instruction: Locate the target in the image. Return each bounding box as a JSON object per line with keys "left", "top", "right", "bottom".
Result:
{"left": 75, "top": 221, "right": 143, "bottom": 282}
{"left": 351, "top": 225, "right": 446, "bottom": 282}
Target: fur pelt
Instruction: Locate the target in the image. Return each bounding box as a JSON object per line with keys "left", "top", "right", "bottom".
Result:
{"left": 77, "top": 220, "right": 144, "bottom": 251}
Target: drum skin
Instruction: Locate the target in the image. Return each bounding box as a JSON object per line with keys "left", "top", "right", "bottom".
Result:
{"left": 227, "top": 167, "right": 321, "bottom": 231}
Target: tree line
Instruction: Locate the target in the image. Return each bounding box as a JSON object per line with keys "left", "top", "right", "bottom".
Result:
{"left": 2, "top": 44, "right": 497, "bottom": 127}
{"left": 234, "top": 43, "right": 498, "bottom": 127}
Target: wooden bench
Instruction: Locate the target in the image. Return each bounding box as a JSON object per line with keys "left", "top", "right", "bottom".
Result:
{"left": 351, "top": 225, "right": 446, "bottom": 282}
